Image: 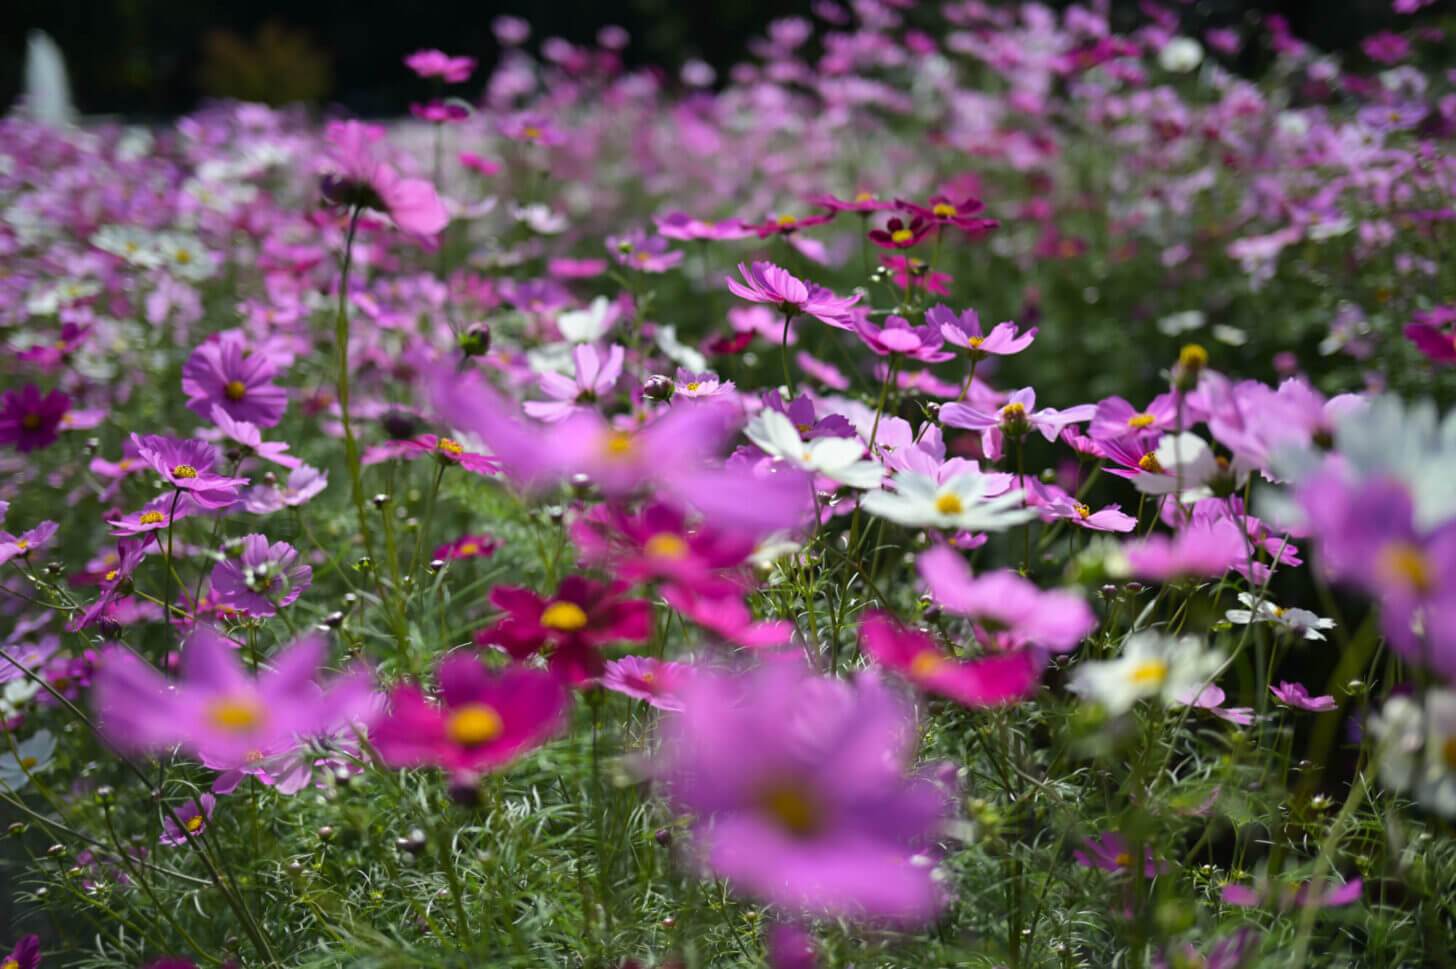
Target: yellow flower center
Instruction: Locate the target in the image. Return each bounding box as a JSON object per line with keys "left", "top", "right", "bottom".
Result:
{"left": 757, "top": 780, "right": 822, "bottom": 838}
{"left": 640, "top": 671, "right": 656, "bottom": 684}
{"left": 458, "top": 542, "right": 479, "bottom": 556}
{"left": 523, "top": 125, "right": 541, "bottom": 140}
{"left": 853, "top": 192, "right": 874, "bottom": 202}
{"left": 119, "top": 459, "right": 132, "bottom": 470}
{"left": 932, "top": 202, "right": 956, "bottom": 218}
{"left": 15, "top": 540, "right": 27, "bottom": 551}
{"left": 1138, "top": 454, "right": 1164, "bottom": 473}
{"left": 185, "top": 815, "right": 205, "bottom": 832}
{"left": 206, "top": 697, "right": 265, "bottom": 733}
{"left": 540, "top": 601, "right": 589, "bottom": 631}
{"left": 1114, "top": 851, "right": 1133, "bottom": 867}
{"left": 3, "top": 958, "right": 19, "bottom": 969}
{"left": 890, "top": 228, "right": 913, "bottom": 244}
{"left": 139, "top": 511, "right": 166, "bottom": 525}
{"left": 21, "top": 414, "right": 41, "bottom": 431}
{"left": 934, "top": 492, "right": 964, "bottom": 515}
{"left": 104, "top": 569, "right": 118, "bottom": 581}
{"left": 965, "top": 336, "right": 983, "bottom": 349}
{"left": 447, "top": 704, "right": 504, "bottom": 747}
{"left": 1127, "top": 413, "right": 1156, "bottom": 428}
{"left": 224, "top": 380, "right": 247, "bottom": 401}
{"left": 437, "top": 437, "right": 465, "bottom": 456}
{"left": 1075, "top": 503, "right": 1091, "bottom": 519}
{"left": 603, "top": 431, "right": 634, "bottom": 458}
{"left": 776, "top": 214, "right": 798, "bottom": 227}
{"left": 172, "top": 464, "right": 199, "bottom": 479}
{"left": 685, "top": 382, "right": 701, "bottom": 392}
{"left": 1129, "top": 660, "right": 1168, "bottom": 686}
{"left": 910, "top": 651, "right": 945, "bottom": 678}
{"left": 19, "top": 757, "right": 37, "bottom": 770}
{"left": 1379, "top": 541, "right": 1431, "bottom": 593}
{"left": 1178, "top": 343, "right": 1208, "bottom": 370}
{"left": 645, "top": 533, "right": 690, "bottom": 560}
{"left": 175, "top": 249, "right": 192, "bottom": 264}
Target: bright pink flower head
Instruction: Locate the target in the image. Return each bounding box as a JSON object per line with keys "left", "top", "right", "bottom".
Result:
{"left": 160, "top": 794, "right": 215, "bottom": 846}
{"left": 655, "top": 661, "right": 950, "bottom": 923}
{"left": 1269, "top": 682, "right": 1338, "bottom": 712}
{"left": 726, "top": 262, "right": 861, "bottom": 330}
{"left": 867, "top": 216, "right": 932, "bottom": 250}
{"left": 93, "top": 627, "right": 376, "bottom": 768}
{"left": 859, "top": 612, "right": 1038, "bottom": 707}
{"left": 320, "top": 120, "right": 448, "bottom": 237}
{"left": 371, "top": 655, "right": 568, "bottom": 778}
{"left": 571, "top": 502, "right": 755, "bottom": 595}
{"left": 182, "top": 336, "right": 287, "bottom": 427}
{"left": 653, "top": 211, "right": 755, "bottom": 241}
{"left": 1124, "top": 518, "right": 1253, "bottom": 583}
{"left": 812, "top": 190, "right": 893, "bottom": 213}
{"left": 403, "top": 49, "right": 477, "bottom": 83}
{"left": 108, "top": 494, "right": 196, "bottom": 537}
{"left": 1, "top": 936, "right": 39, "bottom": 969}
{"left": 131, "top": 434, "right": 248, "bottom": 510}
{"left": 0, "top": 521, "right": 59, "bottom": 567}
{"left": 476, "top": 576, "right": 652, "bottom": 685}
{"left": 0, "top": 385, "right": 69, "bottom": 453}
{"left": 661, "top": 583, "right": 797, "bottom": 648}
{"left": 1222, "top": 876, "right": 1362, "bottom": 910}
{"left": 1074, "top": 832, "right": 1166, "bottom": 878}
{"left": 854, "top": 314, "right": 952, "bottom": 362}
{"left": 926, "top": 304, "right": 1035, "bottom": 360}
{"left": 941, "top": 387, "right": 1096, "bottom": 452}
{"left": 917, "top": 547, "right": 1095, "bottom": 653}
{"left": 895, "top": 195, "right": 999, "bottom": 236}
{"left": 601, "top": 655, "right": 695, "bottom": 711}
{"left": 434, "top": 533, "right": 498, "bottom": 561}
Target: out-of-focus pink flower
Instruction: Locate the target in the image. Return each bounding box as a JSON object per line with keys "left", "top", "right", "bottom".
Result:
{"left": 403, "top": 50, "right": 477, "bottom": 83}
{"left": 320, "top": 120, "right": 448, "bottom": 237}
{"left": 859, "top": 612, "right": 1038, "bottom": 707}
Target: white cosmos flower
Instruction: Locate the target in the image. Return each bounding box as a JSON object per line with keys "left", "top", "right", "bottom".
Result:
{"left": 1367, "top": 691, "right": 1456, "bottom": 817}
{"left": 1158, "top": 37, "right": 1204, "bottom": 73}
{"left": 746, "top": 410, "right": 883, "bottom": 490}
{"left": 654, "top": 324, "right": 707, "bottom": 373}
{"left": 862, "top": 470, "right": 1034, "bottom": 532}
{"left": 1225, "top": 593, "right": 1334, "bottom": 640}
{"left": 0, "top": 678, "right": 40, "bottom": 721}
{"left": 1068, "top": 631, "right": 1223, "bottom": 716}
{"left": 556, "top": 296, "right": 618, "bottom": 343}
{"left": 0, "top": 730, "right": 55, "bottom": 792}
{"left": 1131, "top": 432, "right": 1224, "bottom": 500}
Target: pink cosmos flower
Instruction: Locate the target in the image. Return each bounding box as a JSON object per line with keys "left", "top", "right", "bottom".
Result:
{"left": 93, "top": 627, "right": 376, "bottom": 768}
{"left": 498, "top": 113, "right": 567, "bottom": 146}
{"left": 1270, "top": 682, "right": 1338, "bottom": 712}
{"left": 159, "top": 794, "right": 215, "bottom": 846}
{"left": 1124, "top": 518, "right": 1253, "bottom": 582}
{"left": 182, "top": 336, "right": 287, "bottom": 427}
{"left": 1222, "top": 876, "right": 1362, "bottom": 909}
{"left": 1362, "top": 31, "right": 1410, "bottom": 64}
{"left": 459, "top": 152, "right": 501, "bottom": 177}
{"left": 371, "top": 655, "right": 568, "bottom": 780}
{"left": 811, "top": 191, "right": 893, "bottom": 213}
{"left": 403, "top": 50, "right": 477, "bottom": 83}
{"left": 1173, "top": 684, "right": 1256, "bottom": 725}
{"left": 1025, "top": 480, "right": 1136, "bottom": 533}
{"left": 854, "top": 314, "right": 953, "bottom": 362}
{"left": 0, "top": 936, "right": 39, "bottom": 969}
{"left": 362, "top": 433, "right": 498, "bottom": 476}
{"left": 409, "top": 101, "right": 469, "bottom": 123}
{"left": 608, "top": 231, "right": 683, "bottom": 273}
{"left": 859, "top": 612, "right": 1038, "bottom": 707}
{"left": 940, "top": 387, "right": 1096, "bottom": 457}
{"left": 107, "top": 494, "right": 196, "bottom": 537}
{"left": 209, "top": 535, "right": 311, "bottom": 617}
{"left": 926, "top": 304, "right": 1035, "bottom": 360}
{"left": 522, "top": 344, "right": 625, "bottom": 422}
{"left": 0, "top": 385, "right": 69, "bottom": 453}
{"left": 725, "top": 262, "right": 861, "bottom": 330}
{"left": 433, "top": 534, "right": 498, "bottom": 561}
{"left": 601, "top": 656, "right": 695, "bottom": 711}
{"left": 1074, "top": 832, "right": 1167, "bottom": 878}
{"left": 752, "top": 211, "right": 835, "bottom": 238}
{"left": 1405, "top": 320, "right": 1456, "bottom": 365}
{"left": 132, "top": 434, "right": 248, "bottom": 510}
{"left": 320, "top": 120, "right": 448, "bottom": 237}
{"left": 917, "top": 546, "right": 1095, "bottom": 653}
{"left": 0, "top": 521, "right": 59, "bottom": 567}
{"left": 243, "top": 466, "right": 328, "bottom": 514}
{"left": 476, "top": 577, "right": 652, "bottom": 685}
{"left": 882, "top": 256, "right": 951, "bottom": 296}
{"left": 571, "top": 502, "right": 755, "bottom": 595}
{"left": 895, "top": 195, "right": 999, "bottom": 236}
{"left": 661, "top": 583, "right": 797, "bottom": 648}
{"left": 1088, "top": 394, "right": 1179, "bottom": 442}
{"left": 653, "top": 211, "right": 755, "bottom": 241}
{"left": 655, "top": 661, "right": 950, "bottom": 923}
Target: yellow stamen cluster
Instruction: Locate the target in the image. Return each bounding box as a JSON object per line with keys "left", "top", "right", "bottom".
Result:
{"left": 21, "top": 413, "right": 41, "bottom": 431}
{"left": 776, "top": 214, "right": 798, "bottom": 227}
{"left": 172, "top": 464, "right": 199, "bottom": 479}
{"left": 1127, "top": 413, "right": 1156, "bottom": 428}
{"left": 934, "top": 492, "right": 964, "bottom": 516}
{"left": 757, "top": 780, "right": 822, "bottom": 838}
{"left": 540, "top": 601, "right": 589, "bottom": 631}
{"left": 139, "top": 511, "right": 166, "bottom": 525}
{"left": 206, "top": 697, "right": 265, "bottom": 733}
{"left": 1138, "top": 454, "right": 1164, "bottom": 473}
{"left": 645, "top": 533, "right": 690, "bottom": 560}
{"left": 224, "top": 380, "right": 247, "bottom": 401}
{"left": 890, "top": 228, "right": 914, "bottom": 244}
{"left": 932, "top": 202, "right": 956, "bottom": 218}
{"left": 437, "top": 438, "right": 465, "bottom": 456}
{"left": 448, "top": 704, "right": 504, "bottom": 746}
{"left": 1129, "top": 660, "right": 1168, "bottom": 686}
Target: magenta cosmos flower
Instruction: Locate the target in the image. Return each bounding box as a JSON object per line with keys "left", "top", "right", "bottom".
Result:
{"left": 404, "top": 49, "right": 476, "bottom": 82}
{"left": 867, "top": 216, "right": 933, "bottom": 250}
{"left": 159, "top": 794, "right": 215, "bottom": 846}
{"left": 1074, "top": 832, "right": 1167, "bottom": 878}
{"left": 896, "top": 195, "right": 999, "bottom": 236}
{"left": 601, "top": 656, "right": 695, "bottom": 711}
{"left": 926, "top": 304, "right": 1035, "bottom": 361}
{"left": 476, "top": 576, "right": 652, "bottom": 685}
{"left": 209, "top": 534, "right": 311, "bottom": 617}
{"left": 941, "top": 387, "right": 1096, "bottom": 447}
{"left": 131, "top": 434, "right": 248, "bottom": 510}
{"left": 571, "top": 502, "right": 755, "bottom": 596}
{"left": 371, "top": 655, "right": 568, "bottom": 779}
{"left": 93, "top": 627, "right": 375, "bottom": 768}
{"left": 108, "top": 494, "right": 196, "bottom": 537}
{"left": 0, "top": 385, "right": 69, "bottom": 453}
{"left": 656, "top": 661, "right": 950, "bottom": 924}
{"left": 1270, "top": 682, "right": 1337, "bottom": 712}
{"left": 0, "top": 936, "right": 39, "bottom": 969}
{"left": 854, "top": 314, "right": 953, "bottom": 362}
{"left": 181, "top": 337, "right": 287, "bottom": 427}
{"left": 0, "top": 521, "right": 59, "bottom": 567}
{"left": 859, "top": 612, "right": 1038, "bottom": 707}
{"left": 320, "top": 120, "right": 448, "bottom": 237}
{"left": 917, "top": 547, "right": 1095, "bottom": 654}
{"left": 726, "top": 262, "right": 861, "bottom": 330}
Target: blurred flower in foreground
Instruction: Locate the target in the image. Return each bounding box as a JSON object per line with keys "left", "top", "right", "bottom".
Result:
{"left": 656, "top": 661, "right": 949, "bottom": 923}
{"left": 1068, "top": 631, "right": 1222, "bottom": 715}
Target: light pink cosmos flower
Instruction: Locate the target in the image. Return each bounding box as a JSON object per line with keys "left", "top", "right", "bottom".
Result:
{"left": 182, "top": 337, "right": 287, "bottom": 428}
{"left": 1270, "top": 682, "right": 1337, "bottom": 712}
{"left": 403, "top": 50, "right": 476, "bottom": 83}
{"left": 601, "top": 656, "right": 695, "bottom": 711}
{"left": 1172, "top": 684, "right": 1256, "bottom": 725}
{"left": 320, "top": 120, "right": 449, "bottom": 237}
{"left": 917, "top": 546, "right": 1095, "bottom": 653}
{"left": 854, "top": 314, "right": 953, "bottom": 362}
{"left": 726, "top": 262, "right": 861, "bottom": 330}
{"left": 940, "top": 387, "right": 1096, "bottom": 459}
{"left": 93, "top": 627, "right": 376, "bottom": 769}
{"left": 925, "top": 304, "right": 1036, "bottom": 360}
{"left": 159, "top": 794, "right": 215, "bottom": 846}
{"left": 522, "top": 344, "right": 625, "bottom": 422}
{"left": 1124, "top": 518, "right": 1255, "bottom": 582}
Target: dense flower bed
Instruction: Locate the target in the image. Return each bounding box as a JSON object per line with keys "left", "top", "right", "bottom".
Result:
{"left": 2, "top": 3, "right": 1456, "bottom": 968}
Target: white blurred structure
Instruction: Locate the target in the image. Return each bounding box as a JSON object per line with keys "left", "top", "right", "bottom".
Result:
{"left": 21, "top": 31, "right": 77, "bottom": 125}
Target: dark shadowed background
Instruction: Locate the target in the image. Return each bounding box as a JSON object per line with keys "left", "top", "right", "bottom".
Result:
{"left": 0, "top": 0, "right": 1436, "bottom": 119}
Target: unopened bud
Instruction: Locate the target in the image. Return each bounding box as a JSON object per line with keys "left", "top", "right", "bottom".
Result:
{"left": 642, "top": 374, "right": 675, "bottom": 402}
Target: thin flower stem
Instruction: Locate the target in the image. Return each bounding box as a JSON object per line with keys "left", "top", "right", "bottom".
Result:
{"left": 780, "top": 310, "right": 797, "bottom": 398}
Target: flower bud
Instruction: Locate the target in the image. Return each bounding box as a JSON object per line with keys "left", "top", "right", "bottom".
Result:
{"left": 459, "top": 324, "right": 492, "bottom": 357}
{"left": 1172, "top": 343, "right": 1208, "bottom": 391}
{"left": 642, "top": 374, "right": 675, "bottom": 402}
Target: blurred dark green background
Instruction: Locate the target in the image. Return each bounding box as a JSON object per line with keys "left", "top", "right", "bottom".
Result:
{"left": 0, "top": 0, "right": 1435, "bottom": 119}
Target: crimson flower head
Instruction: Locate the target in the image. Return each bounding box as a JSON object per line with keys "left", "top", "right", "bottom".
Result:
{"left": 181, "top": 335, "right": 287, "bottom": 427}
{"left": 0, "top": 384, "right": 69, "bottom": 453}
{"left": 0, "top": 935, "right": 39, "bottom": 969}
{"left": 131, "top": 434, "right": 248, "bottom": 510}
{"left": 726, "top": 261, "right": 861, "bottom": 329}
{"left": 867, "top": 216, "right": 932, "bottom": 250}
{"left": 403, "top": 49, "right": 477, "bottom": 82}
{"left": 811, "top": 190, "right": 893, "bottom": 213}
{"left": 476, "top": 576, "right": 652, "bottom": 685}
{"left": 753, "top": 211, "right": 834, "bottom": 238}
{"left": 320, "top": 120, "right": 448, "bottom": 237}
{"left": 371, "top": 655, "right": 568, "bottom": 779}
{"left": 859, "top": 612, "right": 1038, "bottom": 707}
{"left": 571, "top": 502, "right": 755, "bottom": 596}
{"left": 896, "top": 195, "right": 999, "bottom": 236}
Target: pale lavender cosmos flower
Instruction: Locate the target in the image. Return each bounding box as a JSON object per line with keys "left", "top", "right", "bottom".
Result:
{"left": 210, "top": 535, "right": 311, "bottom": 617}
{"left": 108, "top": 494, "right": 196, "bottom": 537}
{"left": 182, "top": 336, "right": 287, "bottom": 427}
{"left": 207, "top": 406, "right": 300, "bottom": 469}
{"left": 656, "top": 661, "right": 949, "bottom": 924}
{"left": 854, "top": 314, "right": 953, "bottom": 362}
{"left": 940, "top": 387, "right": 1095, "bottom": 459}
{"left": 243, "top": 466, "right": 328, "bottom": 514}
{"left": 131, "top": 435, "right": 248, "bottom": 510}
{"left": 917, "top": 546, "right": 1095, "bottom": 653}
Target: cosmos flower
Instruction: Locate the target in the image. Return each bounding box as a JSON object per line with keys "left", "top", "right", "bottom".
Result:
{"left": 107, "top": 494, "right": 196, "bottom": 537}
{"left": 859, "top": 612, "right": 1038, "bottom": 707}
{"left": 159, "top": 794, "right": 215, "bottom": 846}
{"left": 0, "top": 521, "right": 59, "bottom": 567}
{"left": 320, "top": 120, "right": 448, "bottom": 237}
{"left": 209, "top": 534, "right": 312, "bottom": 617}
{"left": 1067, "top": 631, "right": 1223, "bottom": 716}
{"left": 1269, "top": 682, "right": 1337, "bottom": 712}
{"left": 0, "top": 385, "right": 69, "bottom": 453}
{"left": 863, "top": 471, "right": 1034, "bottom": 533}
{"left": 916, "top": 546, "right": 1095, "bottom": 653}
{"left": 131, "top": 435, "right": 248, "bottom": 510}
{"left": 475, "top": 577, "right": 652, "bottom": 686}
{"left": 371, "top": 655, "right": 568, "bottom": 779}
{"left": 867, "top": 216, "right": 932, "bottom": 250}
{"left": 601, "top": 656, "right": 695, "bottom": 711}
{"left": 853, "top": 314, "right": 952, "bottom": 362}
{"left": 1225, "top": 593, "right": 1334, "bottom": 640}
{"left": 926, "top": 305, "right": 1035, "bottom": 360}
{"left": 0, "top": 936, "right": 39, "bottom": 969}
{"left": 433, "top": 534, "right": 498, "bottom": 561}
{"left": 725, "top": 262, "right": 861, "bottom": 330}
{"left": 745, "top": 410, "right": 883, "bottom": 489}
{"left": 522, "top": 343, "right": 625, "bottom": 422}
{"left": 242, "top": 465, "right": 329, "bottom": 514}
{"left": 1073, "top": 832, "right": 1167, "bottom": 878}
{"left": 0, "top": 731, "right": 55, "bottom": 791}
{"left": 182, "top": 336, "right": 287, "bottom": 427}
{"left": 655, "top": 661, "right": 950, "bottom": 923}
{"left": 403, "top": 50, "right": 477, "bottom": 82}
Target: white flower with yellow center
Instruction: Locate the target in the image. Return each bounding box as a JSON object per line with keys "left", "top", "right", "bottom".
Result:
{"left": 1369, "top": 690, "right": 1456, "bottom": 818}
{"left": 862, "top": 470, "right": 1034, "bottom": 532}
{"left": 746, "top": 410, "right": 884, "bottom": 490}
{"left": 1225, "top": 593, "right": 1334, "bottom": 640}
{"left": 1068, "top": 631, "right": 1223, "bottom": 715}
{"left": 0, "top": 730, "right": 55, "bottom": 792}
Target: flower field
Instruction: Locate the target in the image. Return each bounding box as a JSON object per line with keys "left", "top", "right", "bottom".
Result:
{"left": 2, "top": 3, "right": 1456, "bottom": 967}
